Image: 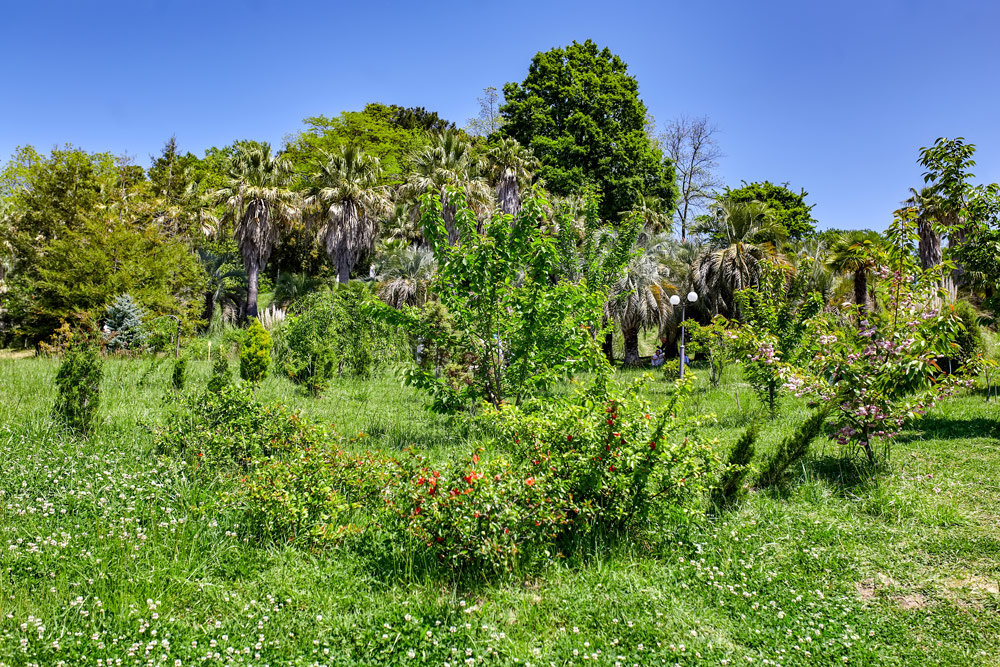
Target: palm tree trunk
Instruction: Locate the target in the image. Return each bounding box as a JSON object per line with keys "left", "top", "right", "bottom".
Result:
{"left": 338, "top": 264, "right": 350, "bottom": 284}
{"left": 918, "top": 219, "right": 942, "bottom": 270}
{"left": 246, "top": 264, "right": 259, "bottom": 320}
{"left": 203, "top": 290, "right": 215, "bottom": 329}
{"left": 603, "top": 330, "right": 614, "bottom": 364}
{"left": 498, "top": 177, "right": 520, "bottom": 217}
{"left": 623, "top": 326, "right": 641, "bottom": 366}
{"left": 854, "top": 269, "right": 868, "bottom": 314}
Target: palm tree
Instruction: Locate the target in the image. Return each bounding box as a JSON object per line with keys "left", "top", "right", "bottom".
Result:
{"left": 306, "top": 146, "right": 391, "bottom": 284}
{"left": 787, "top": 237, "right": 836, "bottom": 304}
{"left": 214, "top": 143, "right": 299, "bottom": 320}
{"left": 826, "top": 231, "right": 884, "bottom": 316}
{"left": 402, "top": 130, "right": 491, "bottom": 244}
{"left": 196, "top": 249, "right": 246, "bottom": 327}
{"left": 620, "top": 194, "right": 673, "bottom": 234}
{"left": 904, "top": 188, "right": 944, "bottom": 271}
{"left": 486, "top": 137, "right": 538, "bottom": 217}
{"left": 373, "top": 242, "right": 437, "bottom": 308}
{"left": 605, "top": 237, "right": 676, "bottom": 366}
{"left": 692, "top": 200, "right": 784, "bottom": 317}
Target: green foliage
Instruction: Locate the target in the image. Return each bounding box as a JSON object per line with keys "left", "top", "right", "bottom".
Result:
{"left": 158, "top": 384, "right": 324, "bottom": 469}
{"left": 207, "top": 352, "right": 231, "bottom": 393}
{"left": 501, "top": 40, "right": 676, "bottom": 220}
{"left": 52, "top": 340, "right": 103, "bottom": 434}
{"left": 756, "top": 409, "right": 827, "bottom": 489}
{"left": 712, "top": 423, "right": 758, "bottom": 507}
{"left": 403, "top": 377, "right": 721, "bottom": 571}
{"left": 6, "top": 214, "right": 205, "bottom": 344}
{"left": 722, "top": 180, "right": 817, "bottom": 239}
{"left": 948, "top": 300, "right": 985, "bottom": 369}
{"left": 402, "top": 189, "right": 613, "bottom": 411}
{"left": 732, "top": 263, "right": 822, "bottom": 416}
{"left": 687, "top": 316, "right": 737, "bottom": 387}
{"left": 276, "top": 285, "right": 399, "bottom": 395}
{"left": 102, "top": 294, "right": 148, "bottom": 353}
{"left": 171, "top": 355, "right": 187, "bottom": 391}
{"left": 239, "top": 318, "right": 272, "bottom": 384}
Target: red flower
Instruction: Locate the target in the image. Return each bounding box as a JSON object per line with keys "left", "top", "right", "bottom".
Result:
{"left": 472, "top": 454, "right": 480, "bottom": 464}
{"left": 525, "top": 477, "right": 536, "bottom": 486}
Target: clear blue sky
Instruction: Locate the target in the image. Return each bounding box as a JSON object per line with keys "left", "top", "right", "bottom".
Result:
{"left": 3, "top": 0, "right": 998, "bottom": 231}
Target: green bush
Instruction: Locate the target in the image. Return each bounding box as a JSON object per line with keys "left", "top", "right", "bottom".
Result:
{"left": 239, "top": 318, "right": 272, "bottom": 384}
{"left": 157, "top": 384, "right": 325, "bottom": 469}
{"left": 757, "top": 408, "right": 828, "bottom": 488}
{"left": 207, "top": 352, "right": 231, "bottom": 393}
{"left": 712, "top": 422, "right": 758, "bottom": 507}
{"left": 171, "top": 356, "right": 187, "bottom": 391}
{"left": 53, "top": 341, "right": 104, "bottom": 434}
{"left": 951, "top": 300, "right": 985, "bottom": 369}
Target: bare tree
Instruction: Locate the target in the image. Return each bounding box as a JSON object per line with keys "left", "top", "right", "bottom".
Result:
{"left": 661, "top": 116, "right": 723, "bottom": 241}
{"left": 465, "top": 86, "right": 504, "bottom": 137}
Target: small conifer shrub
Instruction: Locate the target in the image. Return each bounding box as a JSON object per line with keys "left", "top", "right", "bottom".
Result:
{"left": 757, "top": 408, "right": 828, "bottom": 489}
{"left": 102, "top": 294, "right": 147, "bottom": 353}
{"left": 208, "top": 352, "right": 231, "bottom": 393}
{"left": 53, "top": 341, "right": 104, "bottom": 434}
{"left": 712, "top": 422, "right": 758, "bottom": 507}
{"left": 240, "top": 318, "right": 272, "bottom": 384}
{"left": 172, "top": 356, "right": 187, "bottom": 391}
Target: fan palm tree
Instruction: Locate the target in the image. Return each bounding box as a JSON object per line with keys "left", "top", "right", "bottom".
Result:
{"left": 827, "top": 231, "right": 884, "bottom": 316}
{"left": 605, "top": 237, "right": 676, "bottom": 366}
{"left": 306, "top": 146, "right": 391, "bottom": 284}
{"left": 373, "top": 243, "right": 437, "bottom": 308}
{"left": 904, "top": 187, "right": 944, "bottom": 271}
{"left": 486, "top": 137, "right": 538, "bottom": 217}
{"left": 787, "top": 237, "right": 836, "bottom": 304}
{"left": 692, "top": 200, "right": 784, "bottom": 317}
{"left": 402, "top": 130, "right": 491, "bottom": 244}
{"left": 214, "top": 143, "right": 299, "bottom": 319}
{"left": 620, "top": 194, "right": 673, "bottom": 234}
{"left": 197, "top": 249, "right": 247, "bottom": 327}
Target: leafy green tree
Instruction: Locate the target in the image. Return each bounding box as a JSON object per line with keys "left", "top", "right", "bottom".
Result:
{"left": 402, "top": 189, "right": 613, "bottom": 410}
{"left": 305, "top": 146, "right": 391, "bottom": 283}
{"left": 721, "top": 181, "right": 817, "bottom": 239}
{"left": 283, "top": 104, "right": 431, "bottom": 186}
{"left": 147, "top": 137, "right": 217, "bottom": 239}
{"left": 500, "top": 40, "right": 677, "bottom": 220}
{"left": 6, "top": 214, "right": 204, "bottom": 343}
{"left": 214, "top": 144, "right": 299, "bottom": 320}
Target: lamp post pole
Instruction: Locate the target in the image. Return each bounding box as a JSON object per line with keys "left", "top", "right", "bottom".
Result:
{"left": 670, "top": 291, "right": 699, "bottom": 380}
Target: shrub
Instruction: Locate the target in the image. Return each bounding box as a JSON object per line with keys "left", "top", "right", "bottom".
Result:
{"left": 102, "top": 294, "right": 148, "bottom": 353}
{"left": 239, "top": 318, "right": 272, "bottom": 384}
{"left": 400, "top": 377, "right": 723, "bottom": 571}
{"left": 712, "top": 422, "right": 758, "bottom": 507}
{"left": 171, "top": 356, "right": 187, "bottom": 391}
{"left": 207, "top": 352, "right": 231, "bottom": 393}
{"left": 53, "top": 340, "right": 103, "bottom": 434}
{"left": 157, "top": 384, "right": 325, "bottom": 469}
{"left": 756, "top": 409, "right": 827, "bottom": 489}
{"left": 950, "top": 300, "right": 985, "bottom": 370}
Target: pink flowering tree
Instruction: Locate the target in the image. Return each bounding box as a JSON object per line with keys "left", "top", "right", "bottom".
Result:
{"left": 780, "top": 211, "right": 973, "bottom": 463}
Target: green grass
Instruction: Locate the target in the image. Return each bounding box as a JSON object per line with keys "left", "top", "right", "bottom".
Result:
{"left": 1, "top": 355, "right": 998, "bottom": 665}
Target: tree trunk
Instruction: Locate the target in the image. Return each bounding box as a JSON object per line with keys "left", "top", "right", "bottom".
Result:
{"left": 603, "top": 330, "right": 614, "bottom": 364}
{"left": 498, "top": 176, "right": 520, "bottom": 217}
{"left": 338, "top": 264, "right": 350, "bottom": 284}
{"left": 202, "top": 290, "right": 216, "bottom": 329}
{"left": 623, "top": 326, "right": 641, "bottom": 366}
{"left": 854, "top": 269, "right": 868, "bottom": 314}
{"left": 246, "top": 264, "right": 259, "bottom": 321}
{"left": 949, "top": 213, "right": 967, "bottom": 286}
{"left": 918, "top": 219, "right": 942, "bottom": 270}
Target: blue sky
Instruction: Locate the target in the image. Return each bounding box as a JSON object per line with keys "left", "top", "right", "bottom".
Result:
{"left": 3, "top": 0, "right": 998, "bottom": 231}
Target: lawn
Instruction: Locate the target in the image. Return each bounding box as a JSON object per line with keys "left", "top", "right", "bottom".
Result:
{"left": 1, "top": 356, "right": 998, "bottom": 666}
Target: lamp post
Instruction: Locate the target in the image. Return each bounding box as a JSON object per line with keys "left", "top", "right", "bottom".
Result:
{"left": 669, "top": 291, "right": 699, "bottom": 379}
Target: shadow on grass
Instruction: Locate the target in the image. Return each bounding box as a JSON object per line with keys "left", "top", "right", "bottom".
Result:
{"left": 897, "top": 415, "right": 1000, "bottom": 443}
{"left": 804, "top": 454, "right": 881, "bottom": 491}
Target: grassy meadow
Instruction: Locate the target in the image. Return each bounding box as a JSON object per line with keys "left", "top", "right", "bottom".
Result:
{"left": 1, "top": 354, "right": 998, "bottom": 666}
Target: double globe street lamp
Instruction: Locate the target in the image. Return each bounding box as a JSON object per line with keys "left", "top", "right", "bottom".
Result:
{"left": 668, "top": 291, "right": 699, "bottom": 379}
